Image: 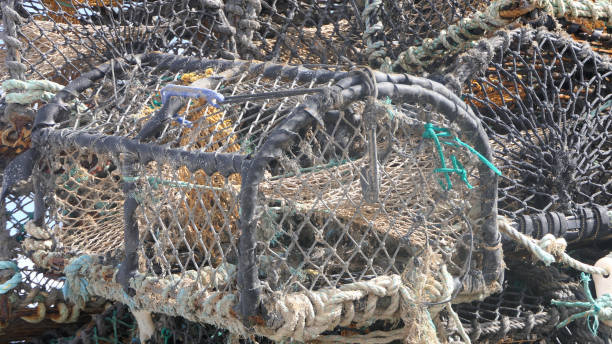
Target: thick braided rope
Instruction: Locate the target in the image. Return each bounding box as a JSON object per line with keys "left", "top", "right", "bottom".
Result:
{"left": 1, "top": 79, "right": 63, "bottom": 104}
{"left": 498, "top": 217, "right": 610, "bottom": 276}
{"left": 225, "top": 0, "right": 261, "bottom": 57}
{"left": 394, "top": 0, "right": 612, "bottom": 72}
{"left": 29, "top": 250, "right": 467, "bottom": 343}
{"left": 0, "top": 0, "right": 27, "bottom": 80}
{"left": 362, "top": 0, "right": 392, "bottom": 71}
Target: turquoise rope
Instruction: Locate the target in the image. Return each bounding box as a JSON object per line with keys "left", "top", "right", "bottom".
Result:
{"left": 161, "top": 328, "right": 172, "bottom": 344}
{"left": 0, "top": 261, "right": 22, "bottom": 294}
{"left": 423, "top": 123, "right": 502, "bottom": 190}
{"left": 423, "top": 123, "right": 453, "bottom": 190}
{"left": 443, "top": 138, "right": 502, "bottom": 176}
{"left": 551, "top": 272, "right": 612, "bottom": 336}
{"left": 62, "top": 255, "right": 93, "bottom": 309}
{"left": 434, "top": 155, "right": 473, "bottom": 189}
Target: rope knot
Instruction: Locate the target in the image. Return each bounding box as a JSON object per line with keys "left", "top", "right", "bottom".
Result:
{"left": 538, "top": 234, "right": 567, "bottom": 257}
{"left": 552, "top": 272, "right": 612, "bottom": 336}
{"left": 63, "top": 255, "right": 93, "bottom": 309}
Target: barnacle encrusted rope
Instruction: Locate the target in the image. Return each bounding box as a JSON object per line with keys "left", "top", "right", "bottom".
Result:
{"left": 498, "top": 216, "right": 611, "bottom": 275}
{"left": 393, "top": 0, "right": 612, "bottom": 72}
{"left": 551, "top": 273, "right": 612, "bottom": 336}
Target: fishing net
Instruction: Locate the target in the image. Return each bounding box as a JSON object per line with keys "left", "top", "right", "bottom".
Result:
{"left": 1, "top": 0, "right": 611, "bottom": 343}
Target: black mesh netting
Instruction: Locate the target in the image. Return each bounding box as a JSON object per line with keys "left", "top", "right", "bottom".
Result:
{"left": 463, "top": 29, "right": 611, "bottom": 218}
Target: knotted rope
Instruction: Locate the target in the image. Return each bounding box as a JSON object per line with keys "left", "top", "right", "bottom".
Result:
{"left": 62, "top": 255, "right": 93, "bottom": 309}
{"left": 498, "top": 216, "right": 610, "bottom": 276}
{"left": 30, "top": 249, "right": 476, "bottom": 343}
{"left": 393, "top": 0, "right": 612, "bottom": 72}
{"left": 552, "top": 272, "right": 612, "bottom": 336}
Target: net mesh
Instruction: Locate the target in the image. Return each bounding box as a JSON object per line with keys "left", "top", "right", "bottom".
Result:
{"left": 1, "top": 0, "right": 611, "bottom": 342}
{"left": 464, "top": 29, "right": 611, "bottom": 217}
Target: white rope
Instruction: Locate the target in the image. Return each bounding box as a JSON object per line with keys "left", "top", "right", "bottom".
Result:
{"left": 498, "top": 216, "right": 610, "bottom": 276}
{"left": 31, "top": 251, "right": 456, "bottom": 343}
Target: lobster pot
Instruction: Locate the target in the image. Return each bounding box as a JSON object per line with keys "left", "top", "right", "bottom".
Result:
{"left": 33, "top": 53, "right": 346, "bottom": 283}
{"left": 256, "top": 102, "right": 486, "bottom": 292}
{"left": 464, "top": 29, "right": 612, "bottom": 217}
{"left": 21, "top": 53, "right": 503, "bottom": 342}
{"left": 0, "top": 0, "right": 242, "bottom": 83}
{"left": 239, "top": 71, "right": 503, "bottom": 304}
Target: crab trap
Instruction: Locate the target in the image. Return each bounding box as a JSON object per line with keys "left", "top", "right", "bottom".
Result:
{"left": 0, "top": 52, "right": 510, "bottom": 343}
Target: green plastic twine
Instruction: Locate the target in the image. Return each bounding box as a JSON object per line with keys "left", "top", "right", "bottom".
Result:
{"left": 551, "top": 272, "right": 612, "bottom": 336}
{"left": 0, "top": 261, "right": 22, "bottom": 294}
{"left": 384, "top": 96, "right": 395, "bottom": 120}
{"left": 423, "top": 123, "right": 502, "bottom": 190}
{"left": 161, "top": 328, "right": 173, "bottom": 344}
{"left": 423, "top": 123, "right": 455, "bottom": 190}
{"left": 445, "top": 137, "right": 502, "bottom": 176}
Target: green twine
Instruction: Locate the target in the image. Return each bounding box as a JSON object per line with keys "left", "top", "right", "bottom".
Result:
{"left": 423, "top": 123, "right": 501, "bottom": 190}
{"left": 551, "top": 272, "right": 612, "bottom": 336}
{"left": 384, "top": 96, "right": 395, "bottom": 120}
{"left": 161, "top": 328, "right": 173, "bottom": 344}
{"left": 0, "top": 261, "right": 22, "bottom": 294}
{"left": 590, "top": 99, "right": 612, "bottom": 117}
{"left": 425, "top": 309, "right": 437, "bottom": 332}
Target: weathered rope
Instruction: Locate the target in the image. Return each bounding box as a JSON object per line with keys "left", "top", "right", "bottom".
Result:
{"left": 498, "top": 216, "right": 610, "bottom": 276}
{"left": 0, "top": 0, "right": 26, "bottom": 80}
{"left": 1, "top": 79, "right": 64, "bottom": 104}
{"left": 0, "top": 260, "right": 22, "bottom": 294}
{"left": 29, "top": 250, "right": 470, "bottom": 343}
{"left": 62, "top": 255, "right": 93, "bottom": 309}
{"left": 226, "top": 0, "right": 261, "bottom": 57}
{"left": 552, "top": 272, "right": 612, "bottom": 336}
{"left": 362, "top": 0, "right": 392, "bottom": 71}
{"left": 393, "top": 0, "right": 612, "bottom": 72}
